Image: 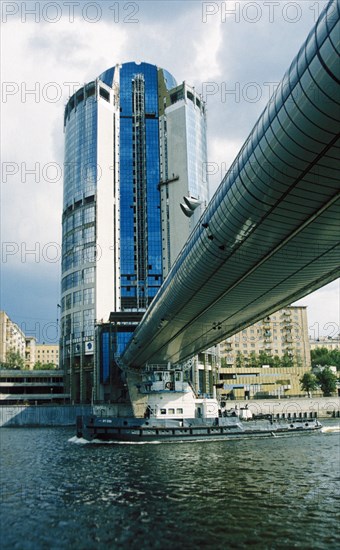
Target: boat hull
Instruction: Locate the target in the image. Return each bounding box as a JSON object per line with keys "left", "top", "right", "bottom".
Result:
{"left": 76, "top": 415, "right": 322, "bottom": 443}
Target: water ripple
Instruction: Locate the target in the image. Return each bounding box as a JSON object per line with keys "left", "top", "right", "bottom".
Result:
{"left": 1, "top": 422, "right": 340, "bottom": 549}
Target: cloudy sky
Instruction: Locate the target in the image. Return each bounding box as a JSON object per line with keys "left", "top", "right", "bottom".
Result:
{"left": 1, "top": 0, "right": 339, "bottom": 343}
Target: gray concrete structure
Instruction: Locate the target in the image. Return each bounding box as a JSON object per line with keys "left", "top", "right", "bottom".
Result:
{"left": 0, "top": 405, "right": 91, "bottom": 427}
{"left": 0, "top": 369, "right": 68, "bottom": 405}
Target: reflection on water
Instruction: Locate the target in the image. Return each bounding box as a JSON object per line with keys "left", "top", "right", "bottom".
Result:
{"left": 1, "top": 421, "right": 339, "bottom": 549}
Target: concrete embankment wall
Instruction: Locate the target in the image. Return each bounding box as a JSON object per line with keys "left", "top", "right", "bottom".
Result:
{"left": 0, "top": 405, "right": 92, "bottom": 427}
{"left": 0, "top": 398, "right": 339, "bottom": 427}
{"left": 229, "top": 397, "right": 340, "bottom": 419}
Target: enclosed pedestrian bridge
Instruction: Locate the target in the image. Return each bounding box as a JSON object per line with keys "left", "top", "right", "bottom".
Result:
{"left": 121, "top": 0, "right": 340, "bottom": 369}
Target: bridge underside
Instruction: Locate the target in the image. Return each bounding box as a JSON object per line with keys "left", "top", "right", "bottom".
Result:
{"left": 121, "top": 0, "right": 340, "bottom": 369}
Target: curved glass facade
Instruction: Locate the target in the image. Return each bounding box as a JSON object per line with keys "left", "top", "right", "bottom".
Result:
{"left": 61, "top": 62, "right": 207, "bottom": 401}
{"left": 63, "top": 88, "right": 97, "bottom": 210}
{"left": 61, "top": 82, "right": 99, "bottom": 399}
{"left": 62, "top": 84, "right": 98, "bottom": 342}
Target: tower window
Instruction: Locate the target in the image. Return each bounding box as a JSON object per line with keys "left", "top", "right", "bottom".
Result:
{"left": 99, "top": 87, "right": 110, "bottom": 102}
{"left": 187, "top": 91, "right": 194, "bottom": 103}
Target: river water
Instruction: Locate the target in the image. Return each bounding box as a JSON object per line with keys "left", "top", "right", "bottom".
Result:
{"left": 1, "top": 421, "right": 339, "bottom": 549}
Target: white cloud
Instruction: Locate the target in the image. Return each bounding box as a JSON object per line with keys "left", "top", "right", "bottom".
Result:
{"left": 190, "top": 16, "right": 223, "bottom": 82}
{"left": 293, "top": 280, "right": 340, "bottom": 338}
{"left": 207, "top": 135, "right": 244, "bottom": 193}
{"left": 1, "top": 17, "right": 128, "bottom": 259}
{"left": 1, "top": 1, "right": 338, "bottom": 336}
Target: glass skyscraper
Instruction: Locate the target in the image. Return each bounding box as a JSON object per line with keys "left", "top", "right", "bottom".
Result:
{"left": 61, "top": 62, "right": 209, "bottom": 403}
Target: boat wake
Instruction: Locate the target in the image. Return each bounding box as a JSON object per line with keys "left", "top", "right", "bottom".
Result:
{"left": 321, "top": 425, "right": 340, "bottom": 433}
{"left": 68, "top": 434, "right": 298, "bottom": 446}
{"left": 68, "top": 435, "right": 163, "bottom": 445}
{"left": 68, "top": 435, "right": 91, "bottom": 445}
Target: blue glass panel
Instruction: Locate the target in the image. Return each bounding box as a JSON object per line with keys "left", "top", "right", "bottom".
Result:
{"left": 117, "top": 331, "right": 134, "bottom": 356}
{"left": 63, "top": 96, "right": 97, "bottom": 210}
{"left": 162, "top": 69, "right": 177, "bottom": 90}
{"left": 99, "top": 66, "right": 115, "bottom": 86}
{"left": 119, "top": 62, "right": 163, "bottom": 308}
{"left": 100, "top": 332, "right": 110, "bottom": 384}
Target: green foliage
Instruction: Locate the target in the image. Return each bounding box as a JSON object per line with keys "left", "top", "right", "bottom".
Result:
{"left": 33, "top": 361, "right": 56, "bottom": 370}
{"left": 280, "top": 352, "right": 294, "bottom": 368}
{"left": 3, "top": 348, "right": 24, "bottom": 369}
{"left": 220, "top": 357, "right": 228, "bottom": 368}
{"left": 235, "top": 351, "right": 245, "bottom": 369}
{"left": 247, "top": 351, "right": 259, "bottom": 368}
{"left": 272, "top": 355, "right": 282, "bottom": 368}
{"left": 311, "top": 347, "right": 340, "bottom": 370}
{"left": 316, "top": 367, "right": 337, "bottom": 397}
{"left": 225, "top": 350, "right": 302, "bottom": 369}
{"left": 258, "top": 351, "right": 272, "bottom": 366}
{"left": 299, "top": 372, "right": 318, "bottom": 395}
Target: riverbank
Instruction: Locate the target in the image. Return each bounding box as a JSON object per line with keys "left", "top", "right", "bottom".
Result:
{"left": 0, "top": 397, "right": 339, "bottom": 427}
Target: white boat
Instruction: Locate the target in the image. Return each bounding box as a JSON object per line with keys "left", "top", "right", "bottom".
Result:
{"left": 76, "top": 364, "right": 322, "bottom": 442}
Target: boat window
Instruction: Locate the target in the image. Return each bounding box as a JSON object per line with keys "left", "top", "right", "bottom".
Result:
{"left": 155, "top": 372, "right": 162, "bottom": 381}
{"left": 168, "top": 408, "right": 175, "bottom": 415}
{"left": 160, "top": 409, "right": 166, "bottom": 415}
{"left": 176, "top": 408, "right": 183, "bottom": 414}
{"left": 175, "top": 372, "right": 181, "bottom": 381}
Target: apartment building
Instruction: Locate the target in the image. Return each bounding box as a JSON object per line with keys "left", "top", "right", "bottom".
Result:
{"left": 218, "top": 306, "right": 310, "bottom": 399}
{"left": 0, "top": 311, "right": 26, "bottom": 365}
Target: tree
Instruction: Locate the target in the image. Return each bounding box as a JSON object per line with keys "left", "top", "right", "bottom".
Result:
{"left": 281, "top": 352, "right": 294, "bottom": 368}
{"left": 220, "top": 357, "right": 229, "bottom": 368}
{"left": 329, "top": 349, "right": 340, "bottom": 370}
{"left": 272, "top": 355, "right": 282, "bottom": 368}
{"left": 311, "top": 347, "right": 340, "bottom": 370}
{"left": 258, "top": 351, "right": 272, "bottom": 367}
{"left": 300, "top": 372, "right": 318, "bottom": 397}
{"left": 235, "top": 351, "right": 245, "bottom": 369}
{"left": 247, "top": 351, "right": 259, "bottom": 368}
{"left": 33, "top": 361, "right": 56, "bottom": 370}
{"left": 4, "top": 348, "right": 24, "bottom": 369}
{"left": 316, "top": 368, "right": 337, "bottom": 397}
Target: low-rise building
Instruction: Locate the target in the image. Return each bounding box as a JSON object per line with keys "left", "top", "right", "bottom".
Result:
{"left": 25, "top": 339, "right": 60, "bottom": 370}
{"left": 25, "top": 337, "right": 37, "bottom": 369}
{"left": 25, "top": 337, "right": 59, "bottom": 370}
{"left": 309, "top": 337, "right": 340, "bottom": 351}
{"left": 0, "top": 311, "right": 26, "bottom": 365}
{"left": 1, "top": 312, "right": 60, "bottom": 370}
{"left": 35, "top": 344, "right": 59, "bottom": 368}
{"left": 0, "top": 369, "right": 68, "bottom": 404}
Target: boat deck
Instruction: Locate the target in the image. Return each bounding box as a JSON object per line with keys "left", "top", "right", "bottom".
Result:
{"left": 77, "top": 415, "right": 322, "bottom": 442}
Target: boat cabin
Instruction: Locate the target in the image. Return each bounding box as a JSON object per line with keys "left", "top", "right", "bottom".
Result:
{"left": 140, "top": 364, "right": 219, "bottom": 420}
